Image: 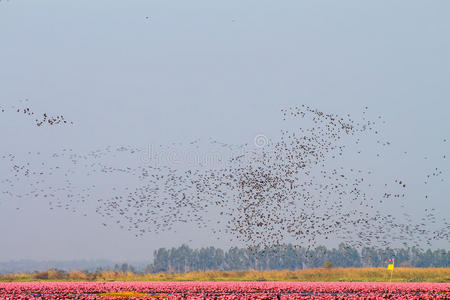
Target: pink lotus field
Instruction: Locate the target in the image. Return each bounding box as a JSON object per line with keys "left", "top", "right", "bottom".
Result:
{"left": 0, "top": 282, "right": 449, "bottom": 299}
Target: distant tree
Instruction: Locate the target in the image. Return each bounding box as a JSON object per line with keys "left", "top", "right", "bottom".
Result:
{"left": 120, "top": 263, "right": 129, "bottom": 273}
{"left": 361, "top": 247, "right": 379, "bottom": 267}
{"left": 152, "top": 248, "right": 169, "bottom": 272}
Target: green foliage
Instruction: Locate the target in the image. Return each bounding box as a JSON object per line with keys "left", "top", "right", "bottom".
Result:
{"left": 146, "top": 244, "right": 449, "bottom": 273}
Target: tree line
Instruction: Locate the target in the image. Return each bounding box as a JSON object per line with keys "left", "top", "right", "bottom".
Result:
{"left": 144, "top": 244, "right": 449, "bottom": 273}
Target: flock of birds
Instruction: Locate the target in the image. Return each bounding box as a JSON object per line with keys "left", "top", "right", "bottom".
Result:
{"left": 1, "top": 102, "right": 449, "bottom": 253}
{"left": 0, "top": 100, "right": 73, "bottom": 126}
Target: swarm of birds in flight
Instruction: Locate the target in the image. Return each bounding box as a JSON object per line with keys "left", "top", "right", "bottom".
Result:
{"left": 1, "top": 101, "right": 449, "bottom": 252}
{"left": 0, "top": 99, "right": 73, "bottom": 126}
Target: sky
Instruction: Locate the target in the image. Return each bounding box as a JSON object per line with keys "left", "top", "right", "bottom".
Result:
{"left": 0, "top": 0, "right": 449, "bottom": 261}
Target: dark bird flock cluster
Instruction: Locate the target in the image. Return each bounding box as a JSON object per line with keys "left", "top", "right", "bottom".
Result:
{"left": 1, "top": 102, "right": 449, "bottom": 253}
{"left": 0, "top": 100, "right": 73, "bottom": 127}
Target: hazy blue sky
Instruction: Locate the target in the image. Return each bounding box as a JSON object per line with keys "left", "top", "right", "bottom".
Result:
{"left": 0, "top": 0, "right": 449, "bottom": 261}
